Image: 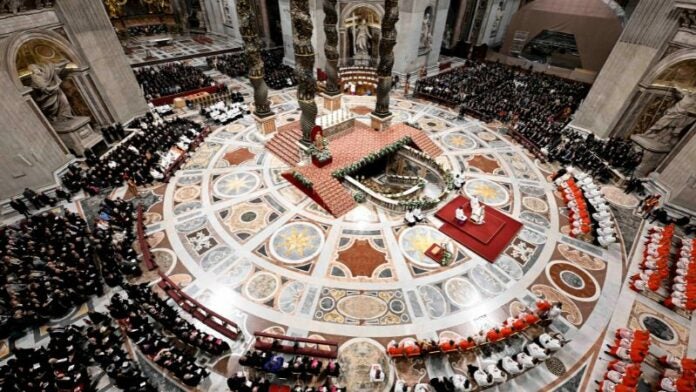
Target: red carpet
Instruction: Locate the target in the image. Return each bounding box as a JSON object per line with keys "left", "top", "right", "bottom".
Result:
{"left": 435, "top": 196, "right": 523, "bottom": 262}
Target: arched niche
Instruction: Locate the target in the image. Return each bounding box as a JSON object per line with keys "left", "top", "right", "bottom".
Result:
{"left": 339, "top": 3, "right": 384, "bottom": 66}
{"left": 616, "top": 49, "right": 696, "bottom": 139}
{"left": 1, "top": 31, "right": 105, "bottom": 156}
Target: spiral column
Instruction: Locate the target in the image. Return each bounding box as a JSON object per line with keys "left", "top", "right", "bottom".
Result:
{"left": 321, "top": 0, "right": 342, "bottom": 111}
{"left": 371, "top": 0, "right": 400, "bottom": 130}
{"left": 236, "top": 0, "right": 276, "bottom": 134}
{"left": 290, "top": 0, "right": 318, "bottom": 145}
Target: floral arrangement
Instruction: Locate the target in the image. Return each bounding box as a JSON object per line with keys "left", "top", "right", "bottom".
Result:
{"left": 332, "top": 136, "right": 412, "bottom": 179}
{"left": 308, "top": 137, "right": 332, "bottom": 162}
{"left": 353, "top": 191, "right": 367, "bottom": 203}
{"left": 292, "top": 171, "right": 313, "bottom": 189}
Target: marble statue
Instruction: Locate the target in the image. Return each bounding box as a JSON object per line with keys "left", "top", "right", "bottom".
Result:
{"left": 353, "top": 19, "right": 372, "bottom": 57}
{"left": 637, "top": 90, "right": 696, "bottom": 150}
{"left": 419, "top": 13, "right": 432, "bottom": 50}
{"left": 28, "top": 63, "right": 75, "bottom": 123}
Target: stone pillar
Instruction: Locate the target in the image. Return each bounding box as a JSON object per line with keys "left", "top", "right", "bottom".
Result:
{"left": 371, "top": 0, "right": 399, "bottom": 131}
{"left": 654, "top": 127, "right": 696, "bottom": 212}
{"left": 290, "top": 0, "right": 318, "bottom": 145}
{"left": 571, "top": 0, "right": 680, "bottom": 138}
{"left": 55, "top": 0, "right": 148, "bottom": 123}
{"left": 451, "top": 0, "right": 469, "bottom": 47}
{"left": 321, "top": 0, "right": 342, "bottom": 111}
{"left": 236, "top": 0, "right": 276, "bottom": 134}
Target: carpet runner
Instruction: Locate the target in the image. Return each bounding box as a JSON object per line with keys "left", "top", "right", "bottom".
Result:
{"left": 435, "top": 196, "right": 522, "bottom": 262}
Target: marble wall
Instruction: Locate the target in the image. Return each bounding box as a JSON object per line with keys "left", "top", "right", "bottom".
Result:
{"left": 571, "top": 0, "right": 679, "bottom": 137}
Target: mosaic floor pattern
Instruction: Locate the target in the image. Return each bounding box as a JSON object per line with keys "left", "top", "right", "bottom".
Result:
{"left": 137, "top": 91, "right": 684, "bottom": 391}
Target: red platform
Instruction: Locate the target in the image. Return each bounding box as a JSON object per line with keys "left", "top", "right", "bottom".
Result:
{"left": 435, "top": 196, "right": 522, "bottom": 262}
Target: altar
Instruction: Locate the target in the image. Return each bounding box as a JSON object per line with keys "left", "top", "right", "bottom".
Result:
{"left": 435, "top": 196, "right": 522, "bottom": 262}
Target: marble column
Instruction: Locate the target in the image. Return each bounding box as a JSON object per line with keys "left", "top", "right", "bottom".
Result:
{"left": 236, "top": 0, "right": 275, "bottom": 134}
{"left": 55, "top": 0, "right": 147, "bottom": 123}
{"left": 654, "top": 126, "right": 696, "bottom": 212}
{"left": 321, "top": 0, "right": 342, "bottom": 111}
{"left": 291, "top": 0, "right": 318, "bottom": 145}
{"left": 371, "top": 0, "right": 399, "bottom": 131}
{"left": 571, "top": 0, "right": 680, "bottom": 138}
{"left": 451, "top": 0, "right": 469, "bottom": 47}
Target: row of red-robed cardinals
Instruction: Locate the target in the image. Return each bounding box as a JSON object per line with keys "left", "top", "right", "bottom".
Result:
{"left": 630, "top": 225, "right": 696, "bottom": 312}
{"left": 630, "top": 224, "right": 675, "bottom": 293}
{"left": 598, "top": 328, "right": 651, "bottom": 392}
{"left": 387, "top": 298, "right": 563, "bottom": 358}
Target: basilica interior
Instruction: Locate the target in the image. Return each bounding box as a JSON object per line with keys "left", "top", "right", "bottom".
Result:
{"left": 0, "top": 0, "right": 696, "bottom": 391}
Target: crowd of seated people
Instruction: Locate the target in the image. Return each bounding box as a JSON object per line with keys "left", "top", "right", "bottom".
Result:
{"left": 91, "top": 198, "right": 140, "bottom": 286}
{"left": 201, "top": 100, "right": 250, "bottom": 125}
{"left": 554, "top": 168, "right": 617, "bottom": 247}
{"left": 0, "top": 210, "right": 101, "bottom": 339}
{"left": 9, "top": 186, "right": 72, "bottom": 218}
{"left": 0, "top": 325, "right": 94, "bottom": 391}
{"left": 134, "top": 62, "right": 214, "bottom": 100}
{"left": 415, "top": 60, "right": 587, "bottom": 124}
{"left": 123, "top": 282, "right": 230, "bottom": 355}
{"left": 658, "top": 355, "right": 696, "bottom": 392}
{"left": 62, "top": 114, "right": 205, "bottom": 193}
{"left": 598, "top": 328, "right": 651, "bottom": 391}
{"left": 207, "top": 49, "right": 297, "bottom": 90}
{"left": 127, "top": 24, "right": 169, "bottom": 37}
{"left": 100, "top": 122, "right": 128, "bottom": 144}
{"left": 108, "top": 293, "right": 210, "bottom": 387}
{"left": 239, "top": 349, "right": 339, "bottom": 378}
{"left": 228, "top": 370, "right": 345, "bottom": 392}
{"left": 85, "top": 311, "right": 156, "bottom": 392}
{"left": 542, "top": 130, "right": 642, "bottom": 179}
{"left": 630, "top": 224, "right": 675, "bottom": 294}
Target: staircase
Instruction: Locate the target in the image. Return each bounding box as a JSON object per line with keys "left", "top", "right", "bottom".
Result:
{"left": 411, "top": 132, "right": 443, "bottom": 157}
{"left": 266, "top": 127, "right": 302, "bottom": 165}
{"left": 313, "top": 177, "right": 356, "bottom": 217}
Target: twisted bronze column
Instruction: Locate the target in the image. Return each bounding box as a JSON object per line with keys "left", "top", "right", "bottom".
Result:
{"left": 291, "top": 0, "right": 318, "bottom": 145}
{"left": 236, "top": 0, "right": 272, "bottom": 117}
{"left": 372, "top": 0, "right": 400, "bottom": 118}
{"left": 323, "top": 0, "right": 340, "bottom": 96}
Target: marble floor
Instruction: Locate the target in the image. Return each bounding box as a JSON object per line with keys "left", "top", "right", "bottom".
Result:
{"left": 3, "top": 80, "right": 693, "bottom": 392}
{"left": 132, "top": 83, "right": 690, "bottom": 391}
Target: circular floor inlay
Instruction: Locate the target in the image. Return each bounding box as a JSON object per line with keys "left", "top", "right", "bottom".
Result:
{"left": 444, "top": 277, "right": 480, "bottom": 308}
{"left": 442, "top": 132, "right": 477, "bottom": 150}
{"left": 399, "top": 226, "right": 450, "bottom": 268}
{"left": 522, "top": 197, "right": 549, "bottom": 213}
{"left": 244, "top": 271, "right": 280, "bottom": 303}
{"left": 640, "top": 315, "right": 676, "bottom": 343}
{"left": 418, "top": 285, "right": 448, "bottom": 318}
{"left": 213, "top": 172, "right": 260, "bottom": 198}
{"left": 269, "top": 222, "right": 324, "bottom": 264}
{"left": 174, "top": 186, "right": 201, "bottom": 203}
{"left": 464, "top": 179, "right": 509, "bottom": 206}
{"left": 560, "top": 270, "right": 585, "bottom": 289}
{"left": 241, "top": 211, "right": 257, "bottom": 222}
{"left": 547, "top": 261, "right": 599, "bottom": 302}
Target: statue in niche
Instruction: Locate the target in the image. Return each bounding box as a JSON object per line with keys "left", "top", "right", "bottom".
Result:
{"left": 635, "top": 89, "right": 696, "bottom": 150}
{"left": 0, "top": 0, "right": 22, "bottom": 14}
{"left": 420, "top": 11, "right": 432, "bottom": 50}
{"left": 28, "top": 62, "right": 77, "bottom": 124}
{"left": 353, "top": 19, "right": 372, "bottom": 57}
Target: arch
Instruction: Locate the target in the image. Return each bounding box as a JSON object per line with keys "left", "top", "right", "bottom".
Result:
{"left": 340, "top": 2, "right": 384, "bottom": 26}
{"left": 1, "top": 30, "right": 87, "bottom": 91}
{"left": 639, "top": 48, "right": 696, "bottom": 88}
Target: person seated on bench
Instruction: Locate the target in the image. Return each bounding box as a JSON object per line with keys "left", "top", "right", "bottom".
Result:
{"left": 413, "top": 207, "right": 424, "bottom": 222}
{"left": 470, "top": 196, "right": 485, "bottom": 225}
{"left": 455, "top": 206, "right": 467, "bottom": 224}
{"left": 453, "top": 172, "right": 465, "bottom": 190}
{"left": 404, "top": 210, "right": 417, "bottom": 227}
